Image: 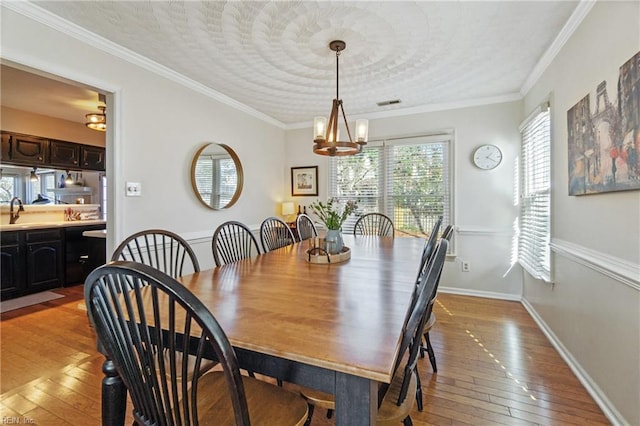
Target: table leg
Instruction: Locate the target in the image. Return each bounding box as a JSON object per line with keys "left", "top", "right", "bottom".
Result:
{"left": 335, "top": 372, "right": 377, "bottom": 425}
{"left": 101, "top": 356, "right": 127, "bottom": 426}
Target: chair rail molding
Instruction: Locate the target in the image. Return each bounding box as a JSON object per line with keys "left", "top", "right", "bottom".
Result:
{"left": 181, "top": 225, "right": 261, "bottom": 245}
{"left": 456, "top": 226, "right": 513, "bottom": 237}
{"left": 550, "top": 238, "right": 640, "bottom": 292}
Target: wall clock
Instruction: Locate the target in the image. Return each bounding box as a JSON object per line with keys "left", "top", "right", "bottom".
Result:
{"left": 473, "top": 144, "right": 502, "bottom": 170}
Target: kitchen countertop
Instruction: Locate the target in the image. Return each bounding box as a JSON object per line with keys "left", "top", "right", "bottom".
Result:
{"left": 0, "top": 220, "right": 106, "bottom": 231}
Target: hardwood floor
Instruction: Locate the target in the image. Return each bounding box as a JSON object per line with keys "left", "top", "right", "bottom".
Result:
{"left": 0, "top": 287, "right": 609, "bottom": 425}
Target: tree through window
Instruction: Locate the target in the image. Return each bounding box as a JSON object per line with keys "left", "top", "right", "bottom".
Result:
{"left": 329, "top": 133, "right": 452, "bottom": 238}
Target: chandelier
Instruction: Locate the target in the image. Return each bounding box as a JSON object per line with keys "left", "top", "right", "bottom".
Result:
{"left": 86, "top": 93, "right": 107, "bottom": 132}
{"left": 313, "top": 40, "right": 368, "bottom": 156}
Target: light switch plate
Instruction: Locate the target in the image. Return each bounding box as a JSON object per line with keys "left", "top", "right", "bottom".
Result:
{"left": 126, "top": 182, "right": 141, "bottom": 197}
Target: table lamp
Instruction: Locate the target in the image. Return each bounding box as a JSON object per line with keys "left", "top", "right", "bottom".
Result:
{"left": 282, "top": 202, "right": 295, "bottom": 223}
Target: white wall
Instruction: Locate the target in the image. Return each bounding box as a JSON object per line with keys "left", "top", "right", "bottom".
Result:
{"left": 286, "top": 100, "right": 524, "bottom": 298}
{"left": 522, "top": 2, "right": 640, "bottom": 424}
{"left": 2, "top": 7, "right": 288, "bottom": 270}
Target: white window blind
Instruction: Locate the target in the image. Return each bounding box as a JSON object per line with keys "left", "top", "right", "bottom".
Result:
{"left": 329, "top": 134, "right": 452, "bottom": 238}
{"left": 518, "top": 105, "right": 551, "bottom": 281}
{"left": 194, "top": 156, "right": 237, "bottom": 209}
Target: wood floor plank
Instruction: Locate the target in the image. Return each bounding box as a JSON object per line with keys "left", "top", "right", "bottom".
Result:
{"left": 416, "top": 395, "right": 536, "bottom": 425}
{"left": 451, "top": 375, "right": 608, "bottom": 417}
{"left": 0, "top": 393, "right": 38, "bottom": 415}
{"left": 490, "top": 394, "right": 609, "bottom": 423}
{"left": 0, "top": 288, "right": 610, "bottom": 425}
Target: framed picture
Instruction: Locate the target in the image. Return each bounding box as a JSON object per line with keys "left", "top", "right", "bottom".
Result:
{"left": 567, "top": 50, "right": 640, "bottom": 195}
{"left": 291, "top": 166, "right": 318, "bottom": 196}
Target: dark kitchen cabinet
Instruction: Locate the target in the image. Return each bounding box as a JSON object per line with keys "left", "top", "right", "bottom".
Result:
{"left": 50, "top": 139, "right": 81, "bottom": 168}
{"left": 25, "top": 229, "right": 64, "bottom": 293}
{"left": 1, "top": 132, "right": 10, "bottom": 162}
{"left": 0, "top": 231, "right": 24, "bottom": 300}
{"left": 80, "top": 145, "right": 106, "bottom": 171}
{"left": 3, "top": 132, "right": 49, "bottom": 166}
{"left": 0, "top": 228, "right": 64, "bottom": 300}
{"left": 0, "top": 131, "right": 105, "bottom": 172}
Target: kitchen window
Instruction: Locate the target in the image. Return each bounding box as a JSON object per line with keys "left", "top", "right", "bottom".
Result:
{"left": 329, "top": 132, "right": 453, "bottom": 239}
{"left": 0, "top": 173, "right": 18, "bottom": 202}
{"left": 29, "top": 171, "right": 56, "bottom": 202}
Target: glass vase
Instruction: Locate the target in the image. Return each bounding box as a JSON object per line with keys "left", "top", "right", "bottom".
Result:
{"left": 325, "top": 229, "right": 344, "bottom": 254}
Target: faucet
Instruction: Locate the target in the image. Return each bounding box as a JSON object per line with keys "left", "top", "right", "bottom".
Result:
{"left": 9, "top": 197, "right": 24, "bottom": 224}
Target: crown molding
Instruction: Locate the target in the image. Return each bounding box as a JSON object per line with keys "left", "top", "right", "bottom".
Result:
{"left": 3, "top": 1, "right": 286, "bottom": 129}
{"left": 520, "top": 0, "right": 596, "bottom": 96}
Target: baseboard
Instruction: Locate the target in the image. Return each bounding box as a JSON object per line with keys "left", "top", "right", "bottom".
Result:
{"left": 520, "top": 298, "right": 627, "bottom": 426}
{"left": 438, "top": 286, "right": 521, "bottom": 301}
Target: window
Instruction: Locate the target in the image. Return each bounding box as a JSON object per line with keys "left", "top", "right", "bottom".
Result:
{"left": 28, "top": 171, "right": 55, "bottom": 203}
{"left": 518, "top": 104, "right": 551, "bottom": 281}
{"left": 329, "top": 133, "right": 452, "bottom": 238}
{"left": 194, "top": 155, "right": 237, "bottom": 209}
{"left": 0, "top": 173, "right": 18, "bottom": 202}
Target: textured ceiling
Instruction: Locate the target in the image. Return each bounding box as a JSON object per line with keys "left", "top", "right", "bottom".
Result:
{"left": 6, "top": 1, "right": 579, "bottom": 126}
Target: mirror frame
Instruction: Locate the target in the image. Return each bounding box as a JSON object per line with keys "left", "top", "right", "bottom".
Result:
{"left": 190, "top": 143, "right": 244, "bottom": 210}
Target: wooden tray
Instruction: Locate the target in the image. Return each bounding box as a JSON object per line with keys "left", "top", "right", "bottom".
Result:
{"left": 305, "top": 246, "right": 351, "bottom": 264}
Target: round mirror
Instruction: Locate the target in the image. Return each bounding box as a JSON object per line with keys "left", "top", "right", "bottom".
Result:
{"left": 190, "top": 143, "right": 243, "bottom": 209}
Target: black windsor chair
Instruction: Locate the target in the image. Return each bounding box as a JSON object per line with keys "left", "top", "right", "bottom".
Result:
{"left": 84, "top": 261, "right": 308, "bottom": 426}
{"left": 111, "top": 229, "right": 200, "bottom": 277}
{"left": 212, "top": 220, "right": 261, "bottom": 267}
{"left": 296, "top": 213, "right": 318, "bottom": 241}
{"left": 260, "top": 216, "right": 296, "bottom": 252}
{"left": 353, "top": 213, "right": 395, "bottom": 237}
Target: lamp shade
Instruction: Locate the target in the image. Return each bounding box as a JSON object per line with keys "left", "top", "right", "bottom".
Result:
{"left": 282, "top": 202, "right": 295, "bottom": 216}
{"left": 313, "top": 117, "right": 326, "bottom": 141}
{"left": 355, "top": 119, "right": 369, "bottom": 143}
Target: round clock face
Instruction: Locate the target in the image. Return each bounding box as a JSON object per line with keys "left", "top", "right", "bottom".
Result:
{"left": 473, "top": 144, "right": 502, "bottom": 170}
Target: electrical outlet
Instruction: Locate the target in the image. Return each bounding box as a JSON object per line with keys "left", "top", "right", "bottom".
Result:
{"left": 126, "top": 182, "right": 142, "bottom": 197}
{"left": 461, "top": 261, "right": 470, "bottom": 272}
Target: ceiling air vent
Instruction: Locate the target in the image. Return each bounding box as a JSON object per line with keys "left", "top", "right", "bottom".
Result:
{"left": 377, "top": 99, "right": 401, "bottom": 107}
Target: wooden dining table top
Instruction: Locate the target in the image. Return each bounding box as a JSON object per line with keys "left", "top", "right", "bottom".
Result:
{"left": 177, "top": 235, "right": 424, "bottom": 384}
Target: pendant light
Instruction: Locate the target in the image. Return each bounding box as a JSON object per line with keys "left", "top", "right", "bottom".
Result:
{"left": 30, "top": 167, "right": 39, "bottom": 182}
{"left": 313, "top": 40, "right": 368, "bottom": 156}
{"left": 86, "top": 93, "right": 107, "bottom": 132}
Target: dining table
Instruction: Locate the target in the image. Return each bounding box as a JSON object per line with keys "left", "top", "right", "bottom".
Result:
{"left": 99, "top": 234, "right": 425, "bottom": 425}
